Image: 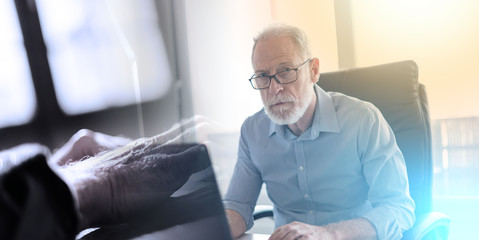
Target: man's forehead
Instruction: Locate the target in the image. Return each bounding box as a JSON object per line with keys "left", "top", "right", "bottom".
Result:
{"left": 253, "top": 60, "right": 295, "bottom": 73}
{"left": 252, "top": 37, "right": 302, "bottom": 70}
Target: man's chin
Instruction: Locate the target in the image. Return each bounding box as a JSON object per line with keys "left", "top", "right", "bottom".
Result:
{"left": 265, "top": 109, "right": 296, "bottom": 125}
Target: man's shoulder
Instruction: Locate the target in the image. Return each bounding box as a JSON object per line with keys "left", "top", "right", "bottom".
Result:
{"left": 328, "top": 91, "right": 378, "bottom": 113}
{"left": 327, "top": 91, "right": 383, "bottom": 125}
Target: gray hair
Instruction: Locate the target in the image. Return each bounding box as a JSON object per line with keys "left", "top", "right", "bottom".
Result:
{"left": 252, "top": 23, "right": 312, "bottom": 63}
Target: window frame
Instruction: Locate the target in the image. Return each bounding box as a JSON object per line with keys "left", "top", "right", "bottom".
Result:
{"left": 0, "top": 0, "right": 184, "bottom": 150}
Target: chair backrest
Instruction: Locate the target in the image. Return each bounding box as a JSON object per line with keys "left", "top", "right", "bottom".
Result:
{"left": 318, "top": 60, "right": 433, "bottom": 216}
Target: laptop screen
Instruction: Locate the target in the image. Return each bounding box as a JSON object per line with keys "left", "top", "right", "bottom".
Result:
{"left": 78, "top": 143, "right": 233, "bottom": 240}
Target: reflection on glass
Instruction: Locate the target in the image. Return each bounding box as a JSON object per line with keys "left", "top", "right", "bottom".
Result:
{"left": 432, "top": 118, "right": 479, "bottom": 239}
{"left": 78, "top": 144, "right": 233, "bottom": 240}
{"left": 0, "top": 1, "right": 36, "bottom": 128}
{"left": 35, "top": 0, "right": 172, "bottom": 115}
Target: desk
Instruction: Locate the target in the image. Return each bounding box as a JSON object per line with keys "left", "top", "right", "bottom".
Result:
{"left": 77, "top": 217, "right": 271, "bottom": 240}
{"left": 78, "top": 229, "right": 270, "bottom": 240}
{"left": 237, "top": 233, "right": 270, "bottom": 240}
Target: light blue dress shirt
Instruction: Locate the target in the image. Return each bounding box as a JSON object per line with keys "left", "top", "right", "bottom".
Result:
{"left": 223, "top": 85, "right": 415, "bottom": 240}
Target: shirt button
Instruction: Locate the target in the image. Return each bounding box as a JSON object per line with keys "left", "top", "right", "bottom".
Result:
{"left": 309, "top": 210, "right": 314, "bottom": 214}
{"left": 304, "top": 194, "right": 309, "bottom": 198}
{"left": 299, "top": 166, "right": 304, "bottom": 171}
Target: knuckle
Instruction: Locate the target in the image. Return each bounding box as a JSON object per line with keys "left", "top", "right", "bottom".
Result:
{"left": 73, "top": 129, "right": 95, "bottom": 140}
{"left": 74, "top": 134, "right": 96, "bottom": 147}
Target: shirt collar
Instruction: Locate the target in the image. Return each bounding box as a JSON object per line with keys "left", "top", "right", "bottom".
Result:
{"left": 268, "top": 85, "right": 340, "bottom": 139}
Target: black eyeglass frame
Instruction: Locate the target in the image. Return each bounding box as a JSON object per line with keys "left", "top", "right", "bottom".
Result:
{"left": 248, "top": 59, "right": 311, "bottom": 90}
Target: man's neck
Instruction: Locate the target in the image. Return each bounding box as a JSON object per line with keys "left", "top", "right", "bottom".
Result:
{"left": 287, "top": 92, "right": 317, "bottom": 136}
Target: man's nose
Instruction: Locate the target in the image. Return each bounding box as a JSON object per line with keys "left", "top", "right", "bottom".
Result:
{"left": 268, "top": 77, "right": 283, "bottom": 95}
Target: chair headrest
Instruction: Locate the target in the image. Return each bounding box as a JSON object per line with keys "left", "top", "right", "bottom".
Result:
{"left": 318, "top": 60, "right": 419, "bottom": 108}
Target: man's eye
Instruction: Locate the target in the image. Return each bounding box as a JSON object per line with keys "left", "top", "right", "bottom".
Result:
{"left": 256, "top": 73, "right": 267, "bottom": 78}
{"left": 282, "top": 68, "right": 292, "bottom": 72}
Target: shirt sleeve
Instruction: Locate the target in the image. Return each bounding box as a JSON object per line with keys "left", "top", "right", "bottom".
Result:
{"left": 357, "top": 104, "right": 416, "bottom": 240}
{"left": 223, "top": 121, "right": 264, "bottom": 230}
{"left": 0, "top": 144, "right": 80, "bottom": 240}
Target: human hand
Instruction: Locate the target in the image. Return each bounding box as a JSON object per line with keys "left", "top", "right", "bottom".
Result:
{"left": 59, "top": 141, "right": 210, "bottom": 230}
{"left": 78, "top": 179, "right": 221, "bottom": 240}
{"left": 148, "top": 115, "right": 226, "bottom": 145}
{"left": 51, "top": 129, "right": 131, "bottom": 166}
{"left": 268, "top": 221, "right": 335, "bottom": 240}
{"left": 51, "top": 115, "right": 223, "bottom": 167}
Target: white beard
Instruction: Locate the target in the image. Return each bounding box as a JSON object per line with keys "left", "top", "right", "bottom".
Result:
{"left": 264, "top": 87, "right": 314, "bottom": 125}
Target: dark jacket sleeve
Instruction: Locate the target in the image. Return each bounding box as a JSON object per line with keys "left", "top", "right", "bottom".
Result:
{"left": 0, "top": 144, "right": 79, "bottom": 240}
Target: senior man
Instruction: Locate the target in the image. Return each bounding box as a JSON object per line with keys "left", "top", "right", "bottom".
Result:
{"left": 223, "top": 24, "right": 415, "bottom": 240}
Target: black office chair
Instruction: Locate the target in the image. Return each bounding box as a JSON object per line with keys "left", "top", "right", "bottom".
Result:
{"left": 253, "top": 60, "right": 450, "bottom": 239}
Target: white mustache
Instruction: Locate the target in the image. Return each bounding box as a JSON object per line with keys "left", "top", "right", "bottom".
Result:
{"left": 267, "top": 95, "right": 297, "bottom": 107}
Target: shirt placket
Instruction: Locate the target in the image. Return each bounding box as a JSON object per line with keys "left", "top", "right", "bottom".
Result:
{"left": 294, "top": 139, "right": 315, "bottom": 224}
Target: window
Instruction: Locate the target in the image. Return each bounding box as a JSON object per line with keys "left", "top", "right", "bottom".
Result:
{"left": 35, "top": 0, "right": 173, "bottom": 115}
{"left": 349, "top": 1, "right": 479, "bottom": 238}
{"left": 0, "top": 0, "right": 37, "bottom": 128}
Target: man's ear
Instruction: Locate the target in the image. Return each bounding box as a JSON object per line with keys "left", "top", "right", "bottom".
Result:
{"left": 310, "top": 57, "right": 320, "bottom": 84}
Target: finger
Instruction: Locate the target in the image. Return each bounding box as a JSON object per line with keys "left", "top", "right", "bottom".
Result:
{"left": 52, "top": 129, "right": 131, "bottom": 166}
{"left": 148, "top": 115, "right": 202, "bottom": 145}
{"left": 97, "top": 144, "right": 211, "bottom": 197}
{"left": 193, "top": 121, "right": 222, "bottom": 142}
{"left": 269, "top": 226, "right": 287, "bottom": 240}
{"left": 51, "top": 129, "right": 98, "bottom": 166}
{"left": 167, "top": 144, "right": 211, "bottom": 174}
{"left": 145, "top": 144, "right": 211, "bottom": 178}
{"left": 148, "top": 115, "right": 223, "bottom": 145}
{"left": 149, "top": 124, "right": 184, "bottom": 144}
{"left": 269, "top": 224, "right": 303, "bottom": 240}
{"left": 181, "top": 114, "right": 211, "bottom": 130}
{"left": 94, "top": 131, "right": 131, "bottom": 148}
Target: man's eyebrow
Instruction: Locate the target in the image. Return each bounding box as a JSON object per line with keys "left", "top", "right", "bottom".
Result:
{"left": 277, "top": 62, "right": 294, "bottom": 67}
{"left": 253, "top": 70, "right": 266, "bottom": 76}
{"left": 254, "top": 62, "right": 294, "bottom": 74}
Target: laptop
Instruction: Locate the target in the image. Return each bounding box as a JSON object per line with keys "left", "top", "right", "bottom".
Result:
{"left": 78, "top": 143, "right": 234, "bottom": 240}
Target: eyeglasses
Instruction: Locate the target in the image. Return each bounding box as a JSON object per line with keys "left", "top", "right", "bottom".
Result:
{"left": 249, "top": 59, "right": 311, "bottom": 90}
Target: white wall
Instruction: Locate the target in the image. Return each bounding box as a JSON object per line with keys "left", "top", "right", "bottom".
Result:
{"left": 350, "top": 0, "right": 479, "bottom": 120}
{"left": 269, "top": 0, "right": 339, "bottom": 72}
{"left": 183, "top": 0, "right": 272, "bottom": 131}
